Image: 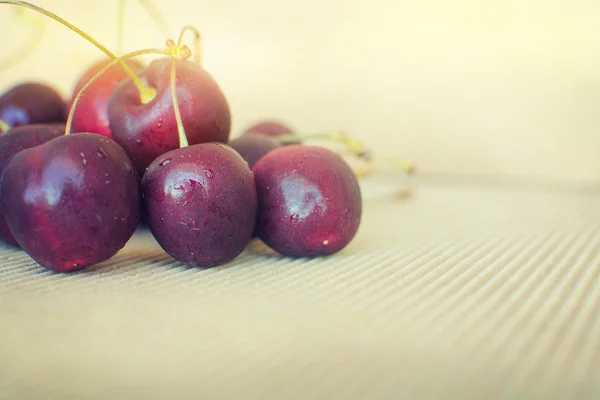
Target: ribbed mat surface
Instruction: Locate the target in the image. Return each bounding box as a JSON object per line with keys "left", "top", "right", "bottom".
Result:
{"left": 1, "top": 181, "right": 600, "bottom": 399}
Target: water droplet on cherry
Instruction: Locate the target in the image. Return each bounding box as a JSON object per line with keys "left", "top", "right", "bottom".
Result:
{"left": 159, "top": 158, "right": 171, "bottom": 167}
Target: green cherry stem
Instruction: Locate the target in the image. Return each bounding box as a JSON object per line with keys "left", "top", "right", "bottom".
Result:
{"left": 0, "top": 0, "right": 156, "bottom": 104}
{"left": 66, "top": 48, "right": 168, "bottom": 135}
{"left": 274, "top": 131, "right": 415, "bottom": 175}
{"left": 177, "top": 25, "right": 202, "bottom": 64}
{"left": 137, "top": 0, "right": 171, "bottom": 38}
{"left": 0, "top": 7, "right": 45, "bottom": 71}
{"left": 170, "top": 57, "right": 188, "bottom": 148}
{"left": 0, "top": 120, "right": 9, "bottom": 132}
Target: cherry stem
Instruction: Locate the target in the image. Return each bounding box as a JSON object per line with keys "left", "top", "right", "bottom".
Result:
{"left": 170, "top": 58, "right": 188, "bottom": 148}
{"left": 274, "top": 131, "right": 415, "bottom": 175}
{"left": 177, "top": 25, "right": 202, "bottom": 64}
{"left": 372, "top": 156, "right": 415, "bottom": 174}
{"left": 0, "top": 7, "right": 45, "bottom": 71}
{"left": 137, "top": 0, "right": 171, "bottom": 38}
{"left": 0, "top": 0, "right": 156, "bottom": 104}
{"left": 0, "top": 120, "right": 9, "bottom": 132}
{"left": 66, "top": 48, "right": 168, "bottom": 135}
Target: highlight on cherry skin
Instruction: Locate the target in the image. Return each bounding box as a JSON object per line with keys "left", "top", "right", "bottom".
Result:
{"left": 0, "top": 133, "right": 141, "bottom": 272}
{"left": 0, "top": 123, "right": 64, "bottom": 246}
{"left": 67, "top": 58, "right": 144, "bottom": 140}
{"left": 142, "top": 142, "right": 257, "bottom": 268}
{"left": 253, "top": 145, "right": 362, "bottom": 257}
{"left": 108, "top": 57, "right": 231, "bottom": 174}
{"left": 0, "top": 82, "right": 66, "bottom": 129}
{"left": 0, "top": 0, "right": 385, "bottom": 273}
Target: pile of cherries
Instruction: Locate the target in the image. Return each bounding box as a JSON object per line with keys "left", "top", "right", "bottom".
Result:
{"left": 0, "top": 1, "right": 364, "bottom": 272}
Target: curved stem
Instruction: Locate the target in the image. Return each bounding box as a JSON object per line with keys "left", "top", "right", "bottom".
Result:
{"left": 137, "top": 0, "right": 171, "bottom": 38}
{"left": 0, "top": 0, "right": 156, "bottom": 104}
{"left": 170, "top": 58, "right": 188, "bottom": 148}
{"left": 66, "top": 48, "right": 168, "bottom": 135}
{"left": 177, "top": 25, "right": 202, "bottom": 64}
{"left": 372, "top": 156, "right": 415, "bottom": 174}
{"left": 0, "top": 120, "right": 9, "bottom": 132}
{"left": 0, "top": 8, "right": 45, "bottom": 71}
{"left": 274, "top": 131, "right": 415, "bottom": 175}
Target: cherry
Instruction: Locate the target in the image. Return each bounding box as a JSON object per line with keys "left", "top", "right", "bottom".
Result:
{"left": 242, "top": 120, "right": 300, "bottom": 146}
{"left": 242, "top": 120, "right": 293, "bottom": 138}
{"left": 67, "top": 58, "right": 144, "bottom": 139}
{"left": 0, "top": 123, "right": 64, "bottom": 246}
{"left": 142, "top": 143, "right": 257, "bottom": 267}
{"left": 1, "top": 133, "right": 140, "bottom": 272}
{"left": 229, "top": 133, "right": 281, "bottom": 169}
{"left": 0, "top": 82, "right": 65, "bottom": 128}
{"left": 253, "top": 145, "right": 362, "bottom": 257}
{"left": 108, "top": 57, "right": 231, "bottom": 173}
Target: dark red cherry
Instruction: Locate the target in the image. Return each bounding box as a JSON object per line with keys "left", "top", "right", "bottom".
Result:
{"left": 0, "top": 124, "right": 64, "bottom": 246}
{"left": 108, "top": 58, "right": 231, "bottom": 174}
{"left": 229, "top": 133, "right": 280, "bottom": 169}
{"left": 142, "top": 143, "right": 256, "bottom": 267}
{"left": 1, "top": 133, "right": 140, "bottom": 272}
{"left": 242, "top": 120, "right": 300, "bottom": 146}
{"left": 0, "top": 82, "right": 66, "bottom": 128}
{"left": 242, "top": 120, "right": 293, "bottom": 138}
{"left": 67, "top": 59, "right": 144, "bottom": 139}
{"left": 253, "top": 145, "right": 362, "bottom": 257}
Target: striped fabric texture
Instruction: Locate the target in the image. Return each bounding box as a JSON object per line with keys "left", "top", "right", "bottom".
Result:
{"left": 1, "top": 181, "right": 599, "bottom": 399}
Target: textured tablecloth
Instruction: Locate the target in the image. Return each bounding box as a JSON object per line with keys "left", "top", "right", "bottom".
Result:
{"left": 1, "top": 178, "right": 600, "bottom": 399}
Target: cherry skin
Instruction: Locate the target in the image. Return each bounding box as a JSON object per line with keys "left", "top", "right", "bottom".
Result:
{"left": 142, "top": 143, "right": 257, "bottom": 267}
{"left": 1, "top": 133, "right": 140, "bottom": 272}
{"left": 0, "top": 124, "right": 64, "bottom": 246}
{"left": 67, "top": 59, "right": 144, "bottom": 139}
{"left": 229, "top": 133, "right": 281, "bottom": 169}
{"left": 242, "top": 120, "right": 300, "bottom": 146}
{"left": 242, "top": 120, "right": 293, "bottom": 138}
{"left": 0, "top": 82, "right": 66, "bottom": 128}
{"left": 253, "top": 145, "right": 362, "bottom": 257}
{"left": 108, "top": 58, "right": 231, "bottom": 174}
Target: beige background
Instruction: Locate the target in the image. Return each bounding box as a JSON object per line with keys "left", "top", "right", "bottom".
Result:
{"left": 0, "top": 0, "right": 599, "bottom": 184}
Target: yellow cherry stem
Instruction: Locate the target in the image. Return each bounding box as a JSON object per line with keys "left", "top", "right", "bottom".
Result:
{"left": 170, "top": 57, "right": 188, "bottom": 148}
{"left": 0, "top": 120, "right": 9, "bottom": 132}
{"left": 177, "top": 25, "right": 202, "bottom": 64}
{"left": 137, "top": 0, "right": 171, "bottom": 38}
{"left": 0, "top": 7, "right": 45, "bottom": 71}
{"left": 0, "top": 0, "right": 156, "bottom": 104}
{"left": 273, "top": 131, "right": 415, "bottom": 175}
{"left": 66, "top": 48, "right": 168, "bottom": 135}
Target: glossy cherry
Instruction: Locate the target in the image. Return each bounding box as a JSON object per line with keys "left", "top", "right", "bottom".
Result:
{"left": 1, "top": 133, "right": 140, "bottom": 272}
{"left": 242, "top": 120, "right": 299, "bottom": 145}
{"left": 0, "top": 82, "right": 66, "bottom": 128}
{"left": 253, "top": 145, "right": 362, "bottom": 257}
{"left": 242, "top": 120, "right": 293, "bottom": 138}
{"left": 67, "top": 59, "right": 144, "bottom": 139}
{"left": 0, "top": 123, "right": 64, "bottom": 246}
{"left": 142, "top": 143, "right": 257, "bottom": 267}
{"left": 229, "top": 133, "right": 281, "bottom": 169}
{"left": 108, "top": 58, "right": 231, "bottom": 174}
